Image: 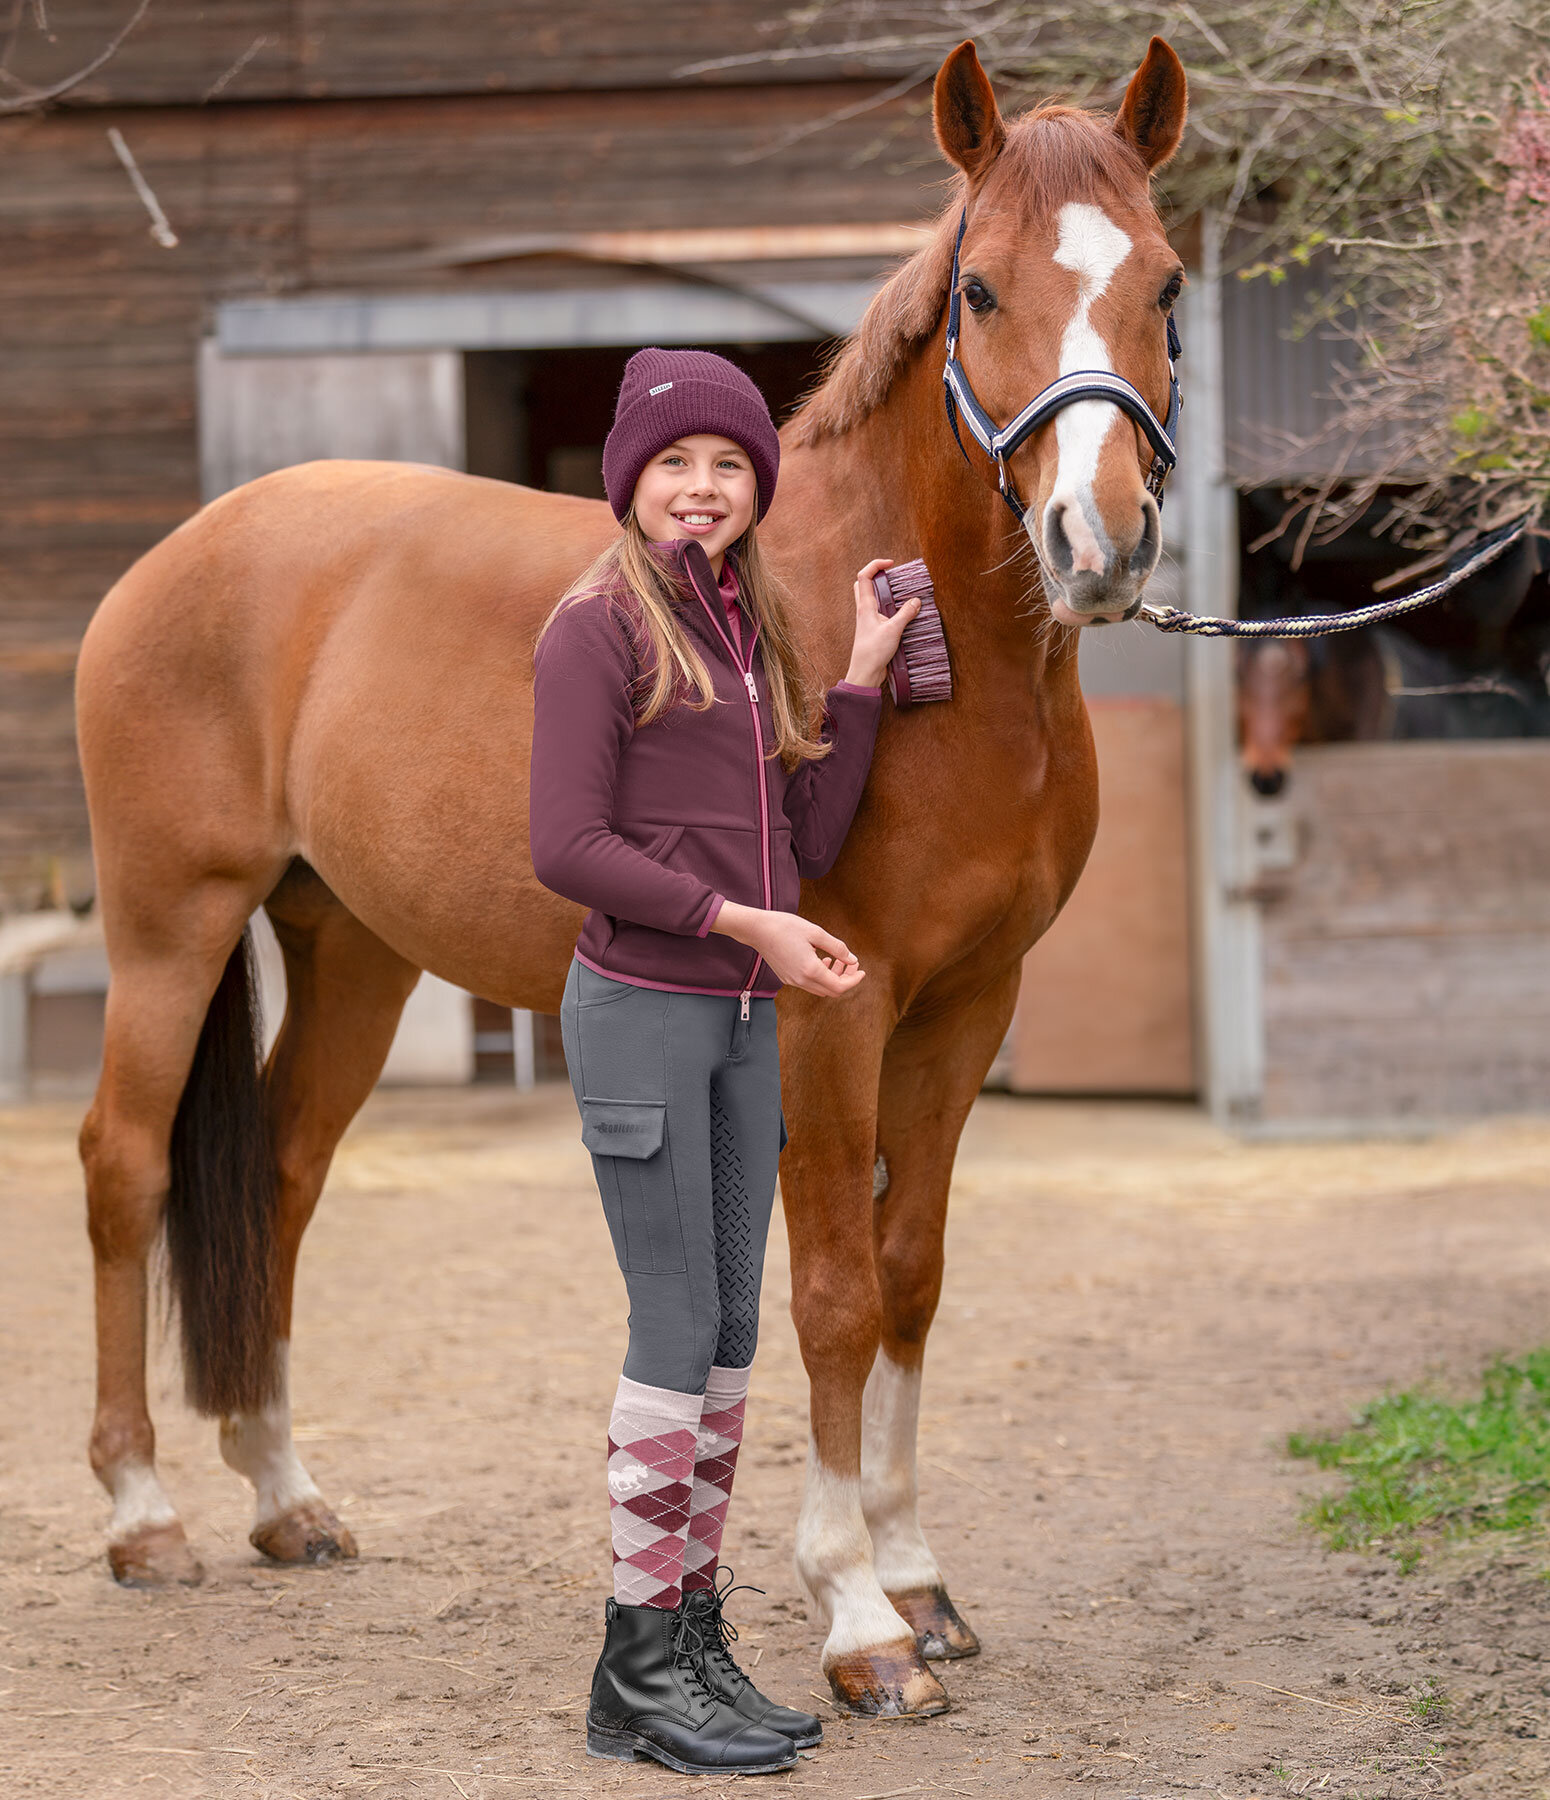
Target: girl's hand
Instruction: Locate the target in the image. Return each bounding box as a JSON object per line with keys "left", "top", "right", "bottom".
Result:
{"left": 710, "top": 903, "right": 866, "bottom": 999}
{"left": 846, "top": 557, "right": 920, "bottom": 689}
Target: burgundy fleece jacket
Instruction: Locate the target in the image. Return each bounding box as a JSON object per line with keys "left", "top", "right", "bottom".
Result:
{"left": 529, "top": 536, "right": 883, "bottom": 998}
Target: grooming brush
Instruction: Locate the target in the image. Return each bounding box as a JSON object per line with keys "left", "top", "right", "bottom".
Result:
{"left": 871, "top": 559, "right": 952, "bottom": 708}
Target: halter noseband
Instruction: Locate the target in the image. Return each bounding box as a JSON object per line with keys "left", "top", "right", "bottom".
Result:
{"left": 941, "top": 205, "right": 1183, "bottom": 523}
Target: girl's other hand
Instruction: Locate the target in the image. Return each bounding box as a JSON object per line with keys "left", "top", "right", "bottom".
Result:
{"left": 710, "top": 903, "right": 865, "bottom": 999}
{"left": 845, "top": 556, "right": 920, "bottom": 689}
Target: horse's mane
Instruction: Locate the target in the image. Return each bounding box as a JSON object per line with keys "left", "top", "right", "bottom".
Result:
{"left": 786, "top": 104, "right": 1150, "bottom": 448}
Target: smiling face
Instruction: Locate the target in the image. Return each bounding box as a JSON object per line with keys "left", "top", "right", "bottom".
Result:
{"left": 630, "top": 435, "right": 758, "bottom": 573}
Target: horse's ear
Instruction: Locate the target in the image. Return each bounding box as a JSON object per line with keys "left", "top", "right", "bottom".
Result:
{"left": 1114, "top": 37, "right": 1187, "bottom": 172}
{"left": 933, "top": 41, "right": 1006, "bottom": 184}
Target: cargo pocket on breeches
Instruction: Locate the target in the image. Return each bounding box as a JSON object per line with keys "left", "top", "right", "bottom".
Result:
{"left": 581, "top": 1096, "right": 666, "bottom": 1159}
{"left": 579, "top": 1096, "right": 684, "bottom": 1274}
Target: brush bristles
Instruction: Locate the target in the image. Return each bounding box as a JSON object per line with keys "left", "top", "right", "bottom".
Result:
{"left": 878, "top": 559, "right": 952, "bottom": 705}
{"left": 880, "top": 558, "right": 934, "bottom": 604}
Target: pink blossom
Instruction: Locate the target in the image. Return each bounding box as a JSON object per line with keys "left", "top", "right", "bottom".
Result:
{"left": 1502, "top": 78, "right": 1550, "bottom": 207}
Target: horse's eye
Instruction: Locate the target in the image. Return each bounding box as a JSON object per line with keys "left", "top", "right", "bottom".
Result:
{"left": 961, "top": 277, "right": 993, "bottom": 314}
{"left": 1159, "top": 272, "right": 1184, "bottom": 310}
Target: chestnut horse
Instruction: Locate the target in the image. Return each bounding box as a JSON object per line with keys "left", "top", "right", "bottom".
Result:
{"left": 75, "top": 39, "right": 1187, "bottom": 1714}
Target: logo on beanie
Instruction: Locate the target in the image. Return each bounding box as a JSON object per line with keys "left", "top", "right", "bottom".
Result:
{"left": 648, "top": 381, "right": 674, "bottom": 396}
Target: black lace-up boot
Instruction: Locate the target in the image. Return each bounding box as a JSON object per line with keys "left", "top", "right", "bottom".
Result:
{"left": 680, "top": 1571, "right": 824, "bottom": 1749}
{"left": 585, "top": 1597, "right": 797, "bottom": 1774}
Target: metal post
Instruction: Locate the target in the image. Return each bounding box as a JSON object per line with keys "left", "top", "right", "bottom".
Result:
{"left": 0, "top": 969, "right": 27, "bottom": 1102}
{"left": 1180, "top": 209, "right": 1263, "bottom": 1125}
{"left": 511, "top": 1008, "right": 536, "bottom": 1091}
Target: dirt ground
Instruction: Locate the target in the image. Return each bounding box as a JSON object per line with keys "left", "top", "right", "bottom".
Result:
{"left": 4, "top": 1084, "right": 1550, "bottom": 1800}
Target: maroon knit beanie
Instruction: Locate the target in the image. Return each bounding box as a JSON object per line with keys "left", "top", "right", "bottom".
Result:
{"left": 602, "top": 347, "right": 781, "bottom": 523}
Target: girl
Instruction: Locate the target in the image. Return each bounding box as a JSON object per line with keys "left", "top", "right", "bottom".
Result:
{"left": 529, "top": 346, "right": 918, "bottom": 1776}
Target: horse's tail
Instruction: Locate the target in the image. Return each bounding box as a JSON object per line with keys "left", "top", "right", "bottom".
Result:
{"left": 163, "top": 928, "right": 282, "bottom": 1417}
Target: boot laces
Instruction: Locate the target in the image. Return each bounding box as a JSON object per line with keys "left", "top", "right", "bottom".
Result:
{"left": 696, "top": 1565, "right": 765, "bottom": 1686}
{"left": 668, "top": 1602, "right": 719, "bottom": 1705}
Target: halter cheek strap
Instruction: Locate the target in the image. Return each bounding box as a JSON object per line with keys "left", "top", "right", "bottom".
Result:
{"left": 941, "top": 205, "right": 1183, "bottom": 522}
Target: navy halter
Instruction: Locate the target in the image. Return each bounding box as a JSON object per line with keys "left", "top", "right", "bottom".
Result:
{"left": 941, "top": 205, "right": 1183, "bottom": 522}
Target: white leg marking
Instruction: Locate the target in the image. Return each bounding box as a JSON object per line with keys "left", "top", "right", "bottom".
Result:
{"left": 218, "top": 1340, "right": 324, "bottom": 1529}
{"left": 794, "top": 1436, "right": 914, "bottom": 1658}
{"left": 106, "top": 1460, "right": 180, "bottom": 1545}
{"left": 861, "top": 1354, "right": 941, "bottom": 1594}
{"left": 1040, "top": 201, "right": 1134, "bottom": 570}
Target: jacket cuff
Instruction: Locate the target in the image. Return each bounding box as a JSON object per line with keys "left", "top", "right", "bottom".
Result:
{"left": 696, "top": 892, "right": 727, "bottom": 938}
{"left": 833, "top": 679, "right": 884, "bottom": 696}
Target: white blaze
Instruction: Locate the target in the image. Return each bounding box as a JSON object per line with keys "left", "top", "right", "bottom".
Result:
{"left": 1042, "top": 201, "right": 1133, "bottom": 571}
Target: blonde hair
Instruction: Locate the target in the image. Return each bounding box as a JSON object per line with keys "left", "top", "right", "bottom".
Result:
{"left": 535, "top": 511, "right": 833, "bottom": 771}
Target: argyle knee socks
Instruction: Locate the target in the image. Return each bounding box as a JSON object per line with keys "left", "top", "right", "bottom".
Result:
{"left": 607, "top": 1374, "right": 704, "bottom": 1610}
{"left": 681, "top": 1364, "right": 750, "bottom": 1595}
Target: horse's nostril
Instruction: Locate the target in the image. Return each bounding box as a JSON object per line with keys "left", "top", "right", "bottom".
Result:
{"left": 1129, "top": 500, "right": 1162, "bottom": 578}
{"left": 1043, "top": 507, "right": 1075, "bottom": 579}
{"left": 1249, "top": 768, "right": 1286, "bottom": 798}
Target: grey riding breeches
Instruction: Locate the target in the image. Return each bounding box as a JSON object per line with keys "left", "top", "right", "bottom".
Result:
{"left": 559, "top": 955, "right": 786, "bottom": 1393}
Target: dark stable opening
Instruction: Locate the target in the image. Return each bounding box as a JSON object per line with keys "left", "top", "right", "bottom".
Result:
{"left": 1236, "top": 486, "right": 1550, "bottom": 757}
{"left": 463, "top": 340, "right": 839, "bottom": 498}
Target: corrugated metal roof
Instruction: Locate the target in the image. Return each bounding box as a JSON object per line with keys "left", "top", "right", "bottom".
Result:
{"left": 1221, "top": 258, "right": 1419, "bottom": 484}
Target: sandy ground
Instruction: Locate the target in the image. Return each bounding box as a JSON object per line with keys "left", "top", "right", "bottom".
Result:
{"left": 4, "top": 1084, "right": 1550, "bottom": 1800}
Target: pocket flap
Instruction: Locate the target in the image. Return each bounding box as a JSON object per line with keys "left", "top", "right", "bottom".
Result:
{"left": 581, "top": 1096, "right": 666, "bottom": 1160}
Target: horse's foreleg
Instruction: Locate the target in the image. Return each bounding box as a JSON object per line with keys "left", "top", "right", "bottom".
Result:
{"left": 862, "top": 1351, "right": 978, "bottom": 1660}
{"left": 218, "top": 879, "right": 418, "bottom": 1562}
{"left": 864, "top": 965, "right": 1023, "bottom": 1661}
{"left": 782, "top": 998, "right": 949, "bottom": 1718}
{"left": 792, "top": 1285, "right": 952, "bottom": 1716}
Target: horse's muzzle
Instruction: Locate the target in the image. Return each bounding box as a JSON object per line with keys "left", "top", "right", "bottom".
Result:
{"left": 1038, "top": 491, "right": 1161, "bottom": 627}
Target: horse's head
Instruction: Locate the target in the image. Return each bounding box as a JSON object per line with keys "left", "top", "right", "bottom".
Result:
{"left": 1236, "top": 638, "right": 1312, "bottom": 796}
{"left": 933, "top": 40, "right": 1188, "bottom": 626}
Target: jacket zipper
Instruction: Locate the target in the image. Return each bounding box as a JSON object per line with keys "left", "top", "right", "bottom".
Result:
{"left": 683, "top": 551, "right": 773, "bottom": 1019}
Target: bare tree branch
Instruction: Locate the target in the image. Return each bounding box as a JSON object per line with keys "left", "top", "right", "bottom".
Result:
{"left": 106, "top": 124, "right": 178, "bottom": 248}
{"left": 0, "top": 0, "right": 151, "bottom": 115}
{"left": 780, "top": 0, "right": 1550, "bottom": 552}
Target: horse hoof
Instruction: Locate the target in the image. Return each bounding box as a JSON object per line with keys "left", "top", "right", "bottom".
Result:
{"left": 109, "top": 1522, "right": 204, "bottom": 1588}
{"left": 887, "top": 1585, "right": 982, "bottom": 1660}
{"left": 825, "top": 1640, "right": 951, "bottom": 1716}
{"left": 250, "top": 1503, "right": 358, "bottom": 1566}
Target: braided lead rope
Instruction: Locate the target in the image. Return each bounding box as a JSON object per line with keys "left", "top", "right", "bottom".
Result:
{"left": 1136, "top": 517, "right": 1532, "bottom": 638}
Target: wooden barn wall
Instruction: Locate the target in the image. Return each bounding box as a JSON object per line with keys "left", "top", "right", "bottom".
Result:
{"left": 3, "top": 3, "right": 923, "bottom": 105}
{"left": 0, "top": 83, "right": 934, "bottom": 907}
{"left": 1259, "top": 742, "right": 1550, "bottom": 1122}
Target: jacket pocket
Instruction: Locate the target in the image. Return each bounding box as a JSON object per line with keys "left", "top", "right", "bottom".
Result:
{"left": 771, "top": 823, "right": 800, "bottom": 914}
{"left": 656, "top": 821, "right": 765, "bottom": 909}
{"left": 580, "top": 1096, "right": 666, "bottom": 1159}
{"left": 620, "top": 820, "right": 687, "bottom": 864}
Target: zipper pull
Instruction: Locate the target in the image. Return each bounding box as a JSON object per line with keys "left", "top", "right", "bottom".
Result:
{"left": 743, "top": 671, "right": 758, "bottom": 702}
{"left": 739, "top": 989, "right": 751, "bottom": 1020}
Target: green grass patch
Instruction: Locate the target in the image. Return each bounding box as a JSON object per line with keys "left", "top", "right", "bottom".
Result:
{"left": 1288, "top": 1350, "right": 1550, "bottom": 1565}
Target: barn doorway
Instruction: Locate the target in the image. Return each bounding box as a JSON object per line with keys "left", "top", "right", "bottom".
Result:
{"left": 463, "top": 342, "right": 831, "bottom": 498}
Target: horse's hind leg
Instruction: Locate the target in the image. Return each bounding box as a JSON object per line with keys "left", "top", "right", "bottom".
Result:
{"left": 217, "top": 865, "right": 419, "bottom": 1563}
{"left": 863, "top": 965, "right": 1022, "bottom": 1664}
{"left": 81, "top": 886, "right": 268, "bottom": 1586}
